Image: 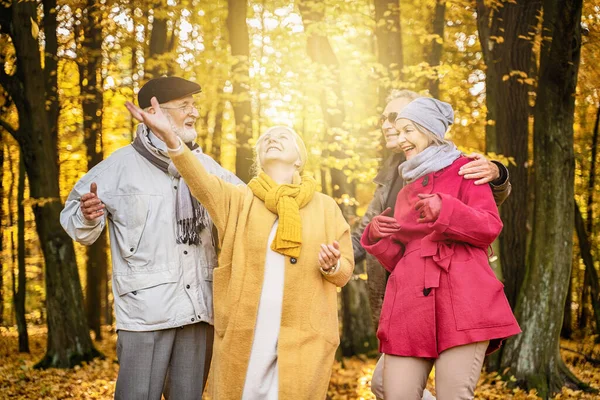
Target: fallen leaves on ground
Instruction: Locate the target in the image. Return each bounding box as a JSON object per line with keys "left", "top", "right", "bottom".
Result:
{"left": 1, "top": 327, "right": 599, "bottom": 399}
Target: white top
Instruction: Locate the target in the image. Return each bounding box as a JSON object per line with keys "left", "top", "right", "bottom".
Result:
{"left": 242, "top": 220, "right": 285, "bottom": 400}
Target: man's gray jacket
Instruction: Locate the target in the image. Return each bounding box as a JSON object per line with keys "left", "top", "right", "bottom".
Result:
{"left": 61, "top": 143, "right": 243, "bottom": 331}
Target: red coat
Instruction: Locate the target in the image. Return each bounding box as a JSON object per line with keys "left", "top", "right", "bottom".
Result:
{"left": 361, "top": 156, "right": 521, "bottom": 358}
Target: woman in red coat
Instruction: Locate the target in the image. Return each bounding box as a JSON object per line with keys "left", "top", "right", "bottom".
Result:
{"left": 361, "top": 97, "right": 520, "bottom": 399}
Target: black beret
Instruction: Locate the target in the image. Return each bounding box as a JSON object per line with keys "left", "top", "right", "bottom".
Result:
{"left": 138, "top": 77, "right": 202, "bottom": 109}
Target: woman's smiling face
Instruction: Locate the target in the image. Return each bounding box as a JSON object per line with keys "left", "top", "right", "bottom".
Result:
{"left": 257, "top": 128, "right": 301, "bottom": 168}
{"left": 393, "top": 119, "right": 432, "bottom": 160}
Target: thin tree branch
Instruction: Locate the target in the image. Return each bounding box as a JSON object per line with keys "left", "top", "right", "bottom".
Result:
{"left": 475, "top": 0, "right": 492, "bottom": 63}
{"left": 560, "top": 346, "right": 600, "bottom": 366}
{"left": 0, "top": 118, "right": 17, "bottom": 138}
{"left": 0, "top": 67, "right": 24, "bottom": 107}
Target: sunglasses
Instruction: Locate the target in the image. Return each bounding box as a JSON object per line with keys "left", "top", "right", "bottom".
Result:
{"left": 379, "top": 112, "right": 399, "bottom": 126}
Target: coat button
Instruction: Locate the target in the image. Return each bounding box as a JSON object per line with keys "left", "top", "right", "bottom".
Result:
{"left": 186, "top": 284, "right": 190, "bottom": 289}
{"left": 130, "top": 247, "right": 134, "bottom": 252}
{"left": 183, "top": 250, "right": 188, "bottom": 255}
{"left": 422, "top": 176, "right": 429, "bottom": 186}
{"left": 191, "top": 318, "right": 195, "bottom": 322}
{"left": 423, "top": 288, "right": 432, "bottom": 296}
{"left": 290, "top": 257, "right": 297, "bottom": 264}
{"left": 173, "top": 185, "right": 178, "bottom": 190}
{"left": 132, "top": 291, "right": 137, "bottom": 295}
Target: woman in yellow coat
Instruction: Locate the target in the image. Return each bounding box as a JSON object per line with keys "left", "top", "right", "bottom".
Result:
{"left": 126, "top": 98, "right": 354, "bottom": 399}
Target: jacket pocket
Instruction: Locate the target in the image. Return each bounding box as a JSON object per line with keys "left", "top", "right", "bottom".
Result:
{"left": 112, "top": 195, "right": 152, "bottom": 268}
{"left": 114, "top": 268, "right": 179, "bottom": 296}
{"left": 448, "top": 253, "right": 514, "bottom": 331}
{"left": 309, "top": 279, "right": 340, "bottom": 346}
{"left": 213, "top": 263, "right": 232, "bottom": 337}
{"left": 114, "top": 269, "right": 179, "bottom": 326}
{"left": 377, "top": 274, "right": 397, "bottom": 343}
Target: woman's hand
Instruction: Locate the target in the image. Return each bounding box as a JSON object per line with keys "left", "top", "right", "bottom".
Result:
{"left": 415, "top": 193, "right": 442, "bottom": 223}
{"left": 318, "top": 241, "right": 341, "bottom": 272}
{"left": 368, "top": 207, "right": 401, "bottom": 242}
{"left": 125, "top": 97, "right": 180, "bottom": 148}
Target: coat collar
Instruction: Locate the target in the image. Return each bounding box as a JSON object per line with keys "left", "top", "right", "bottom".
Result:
{"left": 373, "top": 152, "right": 406, "bottom": 186}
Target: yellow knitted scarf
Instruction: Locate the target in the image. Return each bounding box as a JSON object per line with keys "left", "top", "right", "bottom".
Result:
{"left": 248, "top": 171, "right": 317, "bottom": 258}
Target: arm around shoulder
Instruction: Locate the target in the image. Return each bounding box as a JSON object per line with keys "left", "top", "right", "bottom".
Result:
{"left": 490, "top": 161, "right": 512, "bottom": 207}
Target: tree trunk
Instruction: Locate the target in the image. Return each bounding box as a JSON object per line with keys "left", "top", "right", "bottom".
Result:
{"left": 374, "top": 0, "right": 403, "bottom": 107}
{"left": 42, "top": 0, "right": 59, "bottom": 165}
{"left": 579, "top": 106, "right": 600, "bottom": 333}
{"left": 428, "top": 0, "right": 446, "bottom": 98}
{"left": 562, "top": 274, "right": 573, "bottom": 339}
{"left": 212, "top": 101, "right": 224, "bottom": 163}
{"left": 78, "top": 0, "right": 107, "bottom": 341}
{"left": 5, "top": 142, "right": 16, "bottom": 327}
{"left": 477, "top": 0, "right": 541, "bottom": 310}
{"left": 226, "top": 0, "right": 253, "bottom": 183}
{"left": 6, "top": 144, "right": 17, "bottom": 327}
{"left": 475, "top": 0, "right": 497, "bottom": 154}
{"left": 0, "top": 132, "right": 4, "bottom": 326}
{"left": 6, "top": 0, "right": 101, "bottom": 368}
{"left": 298, "top": 0, "right": 374, "bottom": 356}
{"left": 587, "top": 106, "right": 599, "bottom": 235}
{"left": 146, "top": 0, "right": 173, "bottom": 80}
{"left": 15, "top": 155, "right": 29, "bottom": 352}
{"left": 575, "top": 203, "right": 600, "bottom": 334}
{"left": 579, "top": 278, "right": 590, "bottom": 330}
{"left": 340, "top": 273, "right": 377, "bottom": 357}
{"left": 500, "top": 0, "right": 584, "bottom": 396}
{"left": 130, "top": 3, "right": 140, "bottom": 136}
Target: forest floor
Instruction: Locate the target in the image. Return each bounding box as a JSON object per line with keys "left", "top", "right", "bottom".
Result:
{"left": 1, "top": 326, "right": 600, "bottom": 399}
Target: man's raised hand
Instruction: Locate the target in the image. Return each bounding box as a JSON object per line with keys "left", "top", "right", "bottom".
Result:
{"left": 80, "top": 182, "right": 104, "bottom": 221}
{"left": 125, "top": 97, "right": 179, "bottom": 148}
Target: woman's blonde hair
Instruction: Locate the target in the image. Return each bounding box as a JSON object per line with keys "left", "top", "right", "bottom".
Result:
{"left": 253, "top": 126, "right": 308, "bottom": 175}
{"left": 397, "top": 119, "right": 453, "bottom": 148}
{"left": 414, "top": 122, "right": 451, "bottom": 146}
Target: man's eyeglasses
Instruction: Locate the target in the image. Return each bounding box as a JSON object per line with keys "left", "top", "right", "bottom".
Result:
{"left": 160, "top": 102, "right": 200, "bottom": 115}
{"left": 379, "top": 112, "right": 399, "bottom": 126}
{"left": 380, "top": 112, "right": 399, "bottom": 134}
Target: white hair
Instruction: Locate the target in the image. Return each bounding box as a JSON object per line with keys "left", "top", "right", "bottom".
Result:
{"left": 253, "top": 126, "right": 306, "bottom": 174}
{"left": 386, "top": 89, "right": 421, "bottom": 103}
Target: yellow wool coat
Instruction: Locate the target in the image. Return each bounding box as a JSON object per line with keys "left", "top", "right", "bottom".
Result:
{"left": 169, "top": 146, "right": 354, "bottom": 399}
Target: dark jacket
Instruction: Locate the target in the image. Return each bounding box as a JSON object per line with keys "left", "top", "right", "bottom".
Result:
{"left": 351, "top": 152, "right": 512, "bottom": 329}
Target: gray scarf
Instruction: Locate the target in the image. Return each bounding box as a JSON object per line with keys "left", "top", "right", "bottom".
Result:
{"left": 398, "top": 143, "right": 462, "bottom": 183}
{"left": 131, "top": 124, "right": 210, "bottom": 245}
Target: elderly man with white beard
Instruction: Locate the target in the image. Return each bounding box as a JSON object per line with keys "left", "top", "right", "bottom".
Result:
{"left": 60, "top": 77, "right": 243, "bottom": 400}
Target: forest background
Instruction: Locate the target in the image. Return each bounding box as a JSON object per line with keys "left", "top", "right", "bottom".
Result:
{"left": 0, "top": 0, "right": 600, "bottom": 399}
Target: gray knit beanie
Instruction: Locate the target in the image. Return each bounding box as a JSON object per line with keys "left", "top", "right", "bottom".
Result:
{"left": 396, "top": 97, "right": 454, "bottom": 139}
